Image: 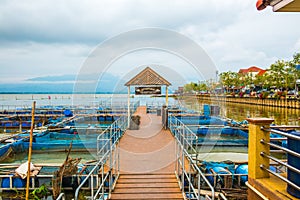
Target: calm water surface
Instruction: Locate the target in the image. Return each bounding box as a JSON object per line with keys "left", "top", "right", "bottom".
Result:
{"left": 181, "top": 97, "right": 300, "bottom": 125}
{"left": 1, "top": 94, "right": 298, "bottom": 164}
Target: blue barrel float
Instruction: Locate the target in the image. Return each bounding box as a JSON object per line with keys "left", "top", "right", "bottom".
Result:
{"left": 64, "top": 109, "right": 73, "bottom": 117}
{"left": 235, "top": 164, "right": 248, "bottom": 184}
{"left": 207, "top": 166, "right": 231, "bottom": 187}
{"left": 203, "top": 104, "right": 210, "bottom": 117}
{"left": 287, "top": 131, "right": 300, "bottom": 198}
{"left": 1, "top": 175, "right": 26, "bottom": 188}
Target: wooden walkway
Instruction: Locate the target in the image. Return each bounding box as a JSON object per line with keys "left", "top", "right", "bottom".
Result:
{"left": 110, "top": 106, "right": 184, "bottom": 199}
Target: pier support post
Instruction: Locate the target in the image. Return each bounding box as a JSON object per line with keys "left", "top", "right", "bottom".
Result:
{"left": 166, "top": 86, "right": 168, "bottom": 107}
{"left": 127, "top": 86, "right": 130, "bottom": 128}
{"left": 246, "top": 118, "right": 274, "bottom": 179}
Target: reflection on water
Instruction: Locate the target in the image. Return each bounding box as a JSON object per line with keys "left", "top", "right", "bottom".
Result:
{"left": 223, "top": 102, "right": 299, "bottom": 125}
{"left": 180, "top": 97, "right": 299, "bottom": 125}
{"left": 178, "top": 96, "right": 300, "bottom": 158}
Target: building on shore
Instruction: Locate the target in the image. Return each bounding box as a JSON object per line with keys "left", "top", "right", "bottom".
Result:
{"left": 238, "top": 66, "right": 267, "bottom": 77}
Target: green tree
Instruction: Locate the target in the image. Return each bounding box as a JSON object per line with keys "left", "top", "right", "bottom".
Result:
{"left": 292, "top": 52, "right": 300, "bottom": 65}
{"left": 219, "top": 71, "right": 240, "bottom": 92}
{"left": 288, "top": 53, "right": 300, "bottom": 90}
{"left": 183, "top": 82, "right": 208, "bottom": 93}
{"left": 267, "top": 60, "right": 294, "bottom": 90}
{"left": 198, "top": 83, "right": 208, "bottom": 91}
{"left": 183, "top": 82, "right": 194, "bottom": 93}
{"left": 254, "top": 73, "right": 268, "bottom": 89}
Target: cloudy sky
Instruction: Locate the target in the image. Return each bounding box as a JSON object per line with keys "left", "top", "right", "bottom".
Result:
{"left": 0, "top": 0, "right": 300, "bottom": 85}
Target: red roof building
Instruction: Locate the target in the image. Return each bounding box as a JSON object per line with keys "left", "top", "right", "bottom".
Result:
{"left": 238, "top": 66, "right": 267, "bottom": 76}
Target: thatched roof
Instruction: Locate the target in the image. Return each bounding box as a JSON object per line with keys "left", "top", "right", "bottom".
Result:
{"left": 125, "top": 67, "right": 171, "bottom": 86}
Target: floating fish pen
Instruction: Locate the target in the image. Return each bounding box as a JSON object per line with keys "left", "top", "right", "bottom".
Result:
{"left": 192, "top": 160, "right": 280, "bottom": 199}
{"left": 0, "top": 103, "right": 129, "bottom": 161}
{"left": 168, "top": 105, "right": 249, "bottom": 147}
{"left": 0, "top": 111, "right": 126, "bottom": 199}
{"left": 0, "top": 103, "right": 132, "bottom": 133}
{"left": 0, "top": 161, "right": 111, "bottom": 199}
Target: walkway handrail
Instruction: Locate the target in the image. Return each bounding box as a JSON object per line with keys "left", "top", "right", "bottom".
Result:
{"left": 169, "top": 115, "right": 198, "bottom": 153}
{"left": 260, "top": 126, "right": 300, "bottom": 192}
{"left": 247, "top": 117, "right": 300, "bottom": 198}
{"left": 263, "top": 127, "right": 300, "bottom": 141}
{"left": 169, "top": 115, "right": 215, "bottom": 200}
{"left": 75, "top": 115, "right": 128, "bottom": 200}
{"left": 56, "top": 193, "right": 65, "bottom": 200}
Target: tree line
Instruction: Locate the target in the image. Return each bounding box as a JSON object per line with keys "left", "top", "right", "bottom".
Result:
{"left": 184, "top": 52, "right": 300, "bottom": 95}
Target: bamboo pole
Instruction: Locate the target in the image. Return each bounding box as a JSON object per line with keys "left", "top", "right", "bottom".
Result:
{"left": 26, "top": 101, "right": 36, "bottom": 200}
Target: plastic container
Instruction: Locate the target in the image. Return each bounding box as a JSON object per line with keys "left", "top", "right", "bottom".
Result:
{"left": 197, "top": 126, "right": 208, "bottom": 135}
{"left": 221, "top": 126, "right": 233, "bottom": 135}
{"left": 235, "top": 164, "right": 248, "bottom": 184}
{"left": 63, "top": 109, "right": 73, "bottom": 117}
{"left": 1, "top": 175, "right": 26, "bottom": 188}
{"left": 287, "top": 131, "right": 300, "bottom": 198}
{"left": 203, "top": 104, "right": 210, "bottom": 116}
{"left": 207, "top": 166, "right": 230, "bottom": 186}
{"left": 210, "top": 105, "right": 220, "bottom": 116}
{"left": 157, "top": 109, "right": 161, "bottom": 116}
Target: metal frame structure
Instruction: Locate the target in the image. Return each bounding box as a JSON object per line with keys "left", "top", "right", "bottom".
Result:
{"left": 74, "top": 115, "right": 128, "bottom": 200}
{"left": 260, "top": 126, "right": 300, "bottom": 192}
{"left": 169, "top": 115, "right": 215, "bottom": 200}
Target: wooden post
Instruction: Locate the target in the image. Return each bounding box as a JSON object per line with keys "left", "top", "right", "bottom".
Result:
{"left": 26, "top": 101, "right": 36, "bottom": 200}
{"left": 246, "top": 118, "right": 274, "bottom": 180}
{"left": 127, "top": 86, "right": 130, "bottom": 128}
{"left": 166, "top": 86, "right": 169, "bottom": 107}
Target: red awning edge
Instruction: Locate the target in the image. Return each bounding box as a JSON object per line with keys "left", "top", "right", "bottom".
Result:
{"left": 256, "top": 0, "right": 268, "bottom": 10}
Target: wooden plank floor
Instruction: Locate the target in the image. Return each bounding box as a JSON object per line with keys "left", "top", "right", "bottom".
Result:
{"left": 110, "top": 106, "right": 184, "bottom": 199}
{"left": 118, "top": 106, "right": 177, "bottom": 173}
{"left": 111, "top": 173, "right": 183, "bottom": 200}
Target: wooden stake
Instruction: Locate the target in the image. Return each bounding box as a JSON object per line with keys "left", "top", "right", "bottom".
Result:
{"left": 52, "top": 142, "right": 73, "bottom": 199}
{"left": 26, "top": 101, "right": 36, "bottom": 200}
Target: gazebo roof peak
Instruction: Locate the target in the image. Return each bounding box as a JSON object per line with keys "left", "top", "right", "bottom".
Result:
{"left": 125, "top": 66, "right": 171, "bottom": 86}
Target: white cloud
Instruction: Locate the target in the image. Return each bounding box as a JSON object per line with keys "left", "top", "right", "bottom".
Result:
{"left": 0, "top": 42, "right": 91, "bottom": 77}
{"left": 0, "top": 0, "right": 299, "bottom": 82}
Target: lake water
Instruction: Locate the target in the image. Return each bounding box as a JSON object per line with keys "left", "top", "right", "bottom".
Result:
{"left": 181, "top": 96, "right": 300, "bottom": 125}
{"left": 0, "top": 94, "right": 298, "bottom": 164}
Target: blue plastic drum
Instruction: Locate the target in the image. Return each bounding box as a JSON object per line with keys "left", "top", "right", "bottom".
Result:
{"left": 1, "top": 175, "right": 26, "bottom": 188}
{"left": 63, "top": 109, "right": 73, "bottom": 117}
{"left": 207, "top": 166, "right": 230, "bottom": 186}
{"left": 235, "top": 164, "right": 248, "bottom": 184}
{"left": 287, "top": 131, "right": 300, "bottom": 198}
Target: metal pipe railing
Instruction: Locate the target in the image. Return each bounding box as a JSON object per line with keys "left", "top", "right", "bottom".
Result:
{"left": 169, "top": 115, "right": 215, "bottom": 200}
{"left": 260, "top": 126, "right": 300, "bottom": 193}
{"left": 263, "top": 127, "right": 300, "bottom": 141}
{"left": 75, "top": 115, "right": 128, "bottom": 200}
{"left": 260, "top": 152, "right": 300, "bottom": 174}
{"left": 56, "top": 193, "right": 65, "bottom": 200}
{"left": 260, "top": 139, "right": 300, "bottom": 158}
{"left": 260, "top": 164, "right": 300, "bottom": 192}
{"left": 266, "top": 126, "right": 300, "bottom": 129}
{"left": 0, "top": 174, "right": 96, "bottom": 191}
{"left": 270, "top": 137, "right": 287, "bottom": 141}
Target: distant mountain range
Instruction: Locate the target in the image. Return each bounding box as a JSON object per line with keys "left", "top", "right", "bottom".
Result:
{"left": 27, "top": 74, "right": 77, "bottom": 82}
{"left": 0, "top": 73, "right": 127, "bottom": 94}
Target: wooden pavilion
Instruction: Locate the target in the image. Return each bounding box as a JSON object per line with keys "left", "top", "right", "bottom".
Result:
{"left": 124, "top": 67, "right": 171, "bottom": 127}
